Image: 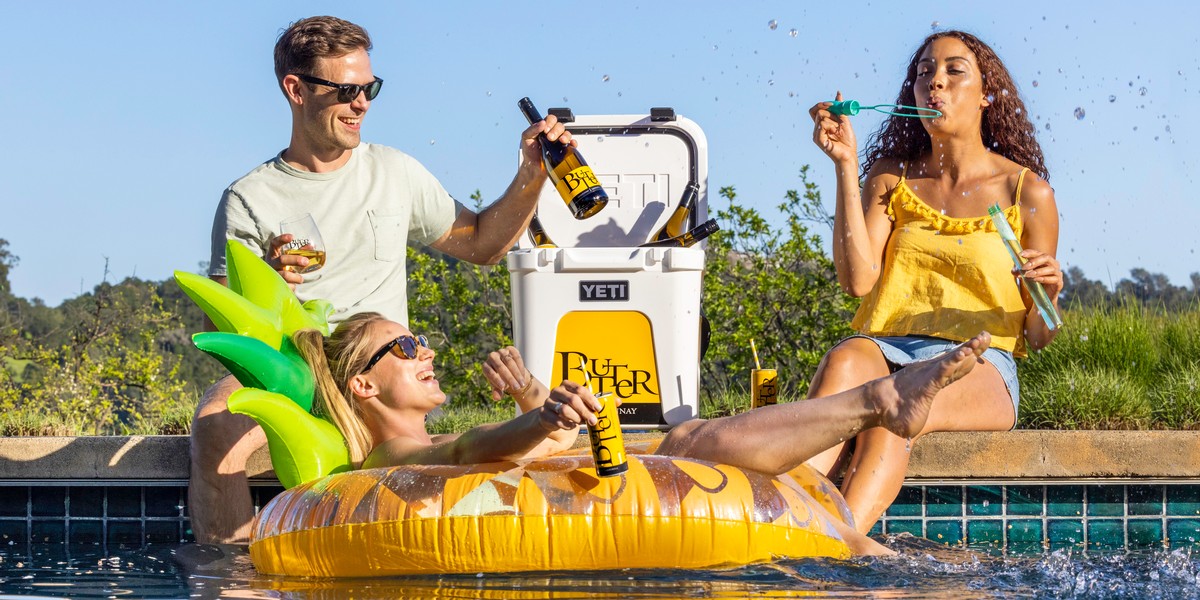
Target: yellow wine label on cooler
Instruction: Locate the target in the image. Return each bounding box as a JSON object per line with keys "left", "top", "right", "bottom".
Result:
{"left": 552, "top": 165, "right": 602, "bottom": 201}
{"left": 552, "top": 311, "right": 663, "bottom": 425}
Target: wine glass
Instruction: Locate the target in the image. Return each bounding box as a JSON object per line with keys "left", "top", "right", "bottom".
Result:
{"left": 279, "top": 214, "right": 326, "bottom": 274}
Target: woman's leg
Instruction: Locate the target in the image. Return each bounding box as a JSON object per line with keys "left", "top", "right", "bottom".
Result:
{"left": 656, "top": 333, "right": 991, "bottom": 477}
{"left": 803, "top": 338, "right": 893, "bottom": 477}
{"left": 837, "top": 357, "right": 1016, "bottom": 533}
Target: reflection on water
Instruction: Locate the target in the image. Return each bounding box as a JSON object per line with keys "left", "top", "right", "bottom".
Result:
{"left": 0, "top": 535, "right": 1197, "bottom": 599}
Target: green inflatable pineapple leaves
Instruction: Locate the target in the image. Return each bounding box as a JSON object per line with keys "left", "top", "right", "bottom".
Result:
{"left": 175, "top": 241, "right": 351, "bottom": 488}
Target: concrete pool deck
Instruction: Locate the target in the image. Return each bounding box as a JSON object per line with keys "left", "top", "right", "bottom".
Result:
{"left": 1, "top": 431, "right": 1198, "bottom": 482}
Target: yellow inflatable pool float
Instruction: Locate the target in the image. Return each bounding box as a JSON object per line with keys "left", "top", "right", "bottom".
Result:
{"left": 177, "top": 242, "right": 855, "bottom": 577}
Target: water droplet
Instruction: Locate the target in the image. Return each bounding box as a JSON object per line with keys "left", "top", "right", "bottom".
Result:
{"left": 486, "top": 91, "right": 492, "bottom": 97}
{"left": 957, "top": 238, "right": 963, "bottom": 245}
{"left": 1001, "top": 88, "right": 1010, "bottom": 96}
{"left": 1015, "top": 107, "right": 1023, "bottom": 115}
{"left": 597, "top": 136, "right": 605, "bottom": 143}
{"left": 602, "top": 74, "right": 610, "bottom": 82}
{"left": 788, "top": 29, "right": 798, "bottom": 38}
{"left": 986, "top": 94, "right": 995, "bottom": 103}
{"left": 1079, "top": 334, "right": 1089, "bottom": 342}
{"left": 1139, "top": 86, "right": 1148, "bottom": 96}
{"left": 1045, "top": 122, "right": 1051, "bottom": 130}
{"left": 429, "top": 139, "right": 436, "bottom": 145}
{"left": 562, "top": 96, "right": 569, "bottom": 102}
{"left": 983, "top": 499, "right": 990, "bottom": 508}
{"left": 768, "top": 79, "right": 774, "bottom": 86}
{"left": 931, "top": 20, "right": 940, "bottom": 29}
{"left": 905, "top": 438, "right": 912, "bottom": 453}
{"left": 1108, "top": 94, "right": 1116, "bottom": 103}
{"left": 1074, "top": 107, "right": 1086, "bottom": 120}
{"left": 1032, "top": 80, "right": 1039, "bottom": 87}
{"left": 768, "top": 19, "right": 778, "bottom": 30}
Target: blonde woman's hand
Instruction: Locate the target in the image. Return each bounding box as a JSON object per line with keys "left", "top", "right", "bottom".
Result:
{"left": 809, "top": 90, "right": 858, "bottom": 166}
{"left": 539, "top": 380, "right": 601, "bottom": 431}
{"left": 483, "top": 346, "right": 534, "bottom": 402}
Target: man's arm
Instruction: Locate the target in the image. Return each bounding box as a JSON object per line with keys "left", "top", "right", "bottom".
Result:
{"left": 428, "top": 114, "right": 572, "bottom": 265}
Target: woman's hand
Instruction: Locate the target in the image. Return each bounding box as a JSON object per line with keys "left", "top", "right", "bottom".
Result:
{"left": 483, "top": 346, "right": 534, "bottom": 402}
{"left": 809, "top": 90, "right": 858, "bottom": 166}
{"left": 538, "top": 380, "right": 602, "bottom": 431}
{"left": 1016, "top": 248, "right": 1064, "bottom": 300}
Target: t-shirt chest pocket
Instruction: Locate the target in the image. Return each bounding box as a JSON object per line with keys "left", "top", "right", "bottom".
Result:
{"left": 368, "top": 210, "right": 408, "bottom": 262}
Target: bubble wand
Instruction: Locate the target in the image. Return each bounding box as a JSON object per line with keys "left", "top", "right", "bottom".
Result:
{"left": 988, "top": 204, "right": 1064, "bottom": 330}
{"left": 750, "top": 339, "right": 762, "bottom": 370}
{"left": 827, "top": 100, "right": 942, "bottom": 118}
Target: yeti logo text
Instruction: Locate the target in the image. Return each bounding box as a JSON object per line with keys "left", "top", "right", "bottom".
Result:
{"left": 579, "top": 280, "right": 629, "bottom": 302}
{"left": 559, "top": 351, "right": 657, "bottom": 399}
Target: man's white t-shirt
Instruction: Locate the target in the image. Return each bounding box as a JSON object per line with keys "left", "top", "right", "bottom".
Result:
{"left": 209, "top": 143, "right": 459, "bottom": 326}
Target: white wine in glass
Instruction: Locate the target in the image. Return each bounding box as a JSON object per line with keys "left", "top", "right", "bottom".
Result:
{"left": 279, "top": 213, "right": 326, "bottom": 274}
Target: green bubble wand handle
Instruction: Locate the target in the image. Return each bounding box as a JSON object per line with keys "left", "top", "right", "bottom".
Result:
{"left": 988, "top": 204, "right": 1063, "bottom": 330}
{"left": 827, "top": 100, "right": 942, "bottom": 118}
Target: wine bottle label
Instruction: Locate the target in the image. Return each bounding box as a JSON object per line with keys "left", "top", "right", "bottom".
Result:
{"left": 552, "top": 164, "right": 602, "bottom": 201}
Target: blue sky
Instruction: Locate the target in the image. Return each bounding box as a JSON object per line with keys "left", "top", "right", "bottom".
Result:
{"left": 2, "top": 1, "right": 1197, "bottom": 304}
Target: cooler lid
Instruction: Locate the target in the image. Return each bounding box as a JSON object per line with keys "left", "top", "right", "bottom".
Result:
{"left": 517, "top": 110, "right": 709, "bottom": 249}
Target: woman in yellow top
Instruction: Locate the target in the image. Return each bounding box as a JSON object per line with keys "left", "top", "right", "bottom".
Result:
{"left": 806, "top": 30, "right": 1063, "bottom": 533}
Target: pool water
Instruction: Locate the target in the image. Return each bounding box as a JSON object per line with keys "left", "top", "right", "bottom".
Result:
{"left": 0, "top": 536, "right": 1197, "bottom": 599}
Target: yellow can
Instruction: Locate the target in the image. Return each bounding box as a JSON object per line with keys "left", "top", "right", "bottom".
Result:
{"left": 587, "top": 392, "right": 628, "bottom": 477}
{"left": 751, "top": 368, "right": 778, "bottom": 408}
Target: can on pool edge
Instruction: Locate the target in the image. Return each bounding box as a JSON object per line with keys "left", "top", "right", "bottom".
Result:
{"left": 587, "top": 392, "right": 628, "bottom": 477}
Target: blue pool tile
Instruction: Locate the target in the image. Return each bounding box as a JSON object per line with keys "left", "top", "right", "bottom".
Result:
{"left": 926, "top": 520, "right": 963, "bottom": 546}
{"left": 925, "top": 486, "right": 963, "bottom": 517}
{"left": 106, "top": 487, "right": 141, "bottom": 518}
{"left": 1006, "top": 519, "right": 1044, "bottom": 549}
{"left": 0, "top": 520, "right": 26, "bottom": 544}
{"left": 69, "top": 520, "right": 103, "bottom": 544}
{"left": 1127, "top": 485, "right": 1164, "bottom": 516}
{"left": 145, "top": 521, "right": 180, "bottom": 544}
{"left": 885, "top": 519, "right": 923, "bottom": 537}
{"left": 30, "top": 487, "right": 66, "bottom": 517}
{"left": 1127, "top": 519, "right": 1165, "bottom": 549}
{"left": 886, "top": 486, "right": 922, "bottom": 517}
{"left": 1046, "top": 486, "right": 1083, "bottom": 517}
{"left": 967, "top": 519, "right": 1004, "bottom": 548}
{"left": 1167, "top": 519, "right": 1200, "bottom": 547}
{"left": 1086, "top": 485, "right": 1125, "bottom": 517}
{"left": 107, "top": 521, "right": 142, "bottom": 546}
{"left": 1007, "top": 485, "right": 1044, "bottom": 516}
{"left": 1048, "top": 519, "right": 1084, "bottom": 550}
{"left": 144, "top": 487, "right": 182, "bottom": 518}
{"left": 30, "top": 521, "right": 65, "bottom": 544}
{"left": 69, "top": 487, "right": 104, "bottom": 518}
{"left": 0, "top": 487, "right": 27, "bottom": 517}
{"left": 868, "top": 521, "right": 883, "bottom": 537}
{"left": 1087, "top": 519, "right": 1124, "bottom": 551}
{"left": 1167, "top": 485, "right": 1200, "bottom": 517}
{"left": 967, "top": 486, "right": 1003, "bottom": 516}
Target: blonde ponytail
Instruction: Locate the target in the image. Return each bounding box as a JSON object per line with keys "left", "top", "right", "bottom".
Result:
{"left": 292, "top": 312, "right": 388, "bottom": 467}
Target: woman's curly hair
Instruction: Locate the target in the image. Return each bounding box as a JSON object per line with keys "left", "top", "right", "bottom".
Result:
{"left": 861, "top": 31, "right": 1048, "bottom": 181}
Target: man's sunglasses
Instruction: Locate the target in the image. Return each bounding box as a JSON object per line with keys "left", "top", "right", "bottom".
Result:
{"left": 361, "top": 334, "right": 430, "bottom": 373}
{"left": 297, "top": 74, "right": 384, "bottom": 103}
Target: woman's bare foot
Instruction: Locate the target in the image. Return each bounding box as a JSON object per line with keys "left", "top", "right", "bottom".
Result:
{"left": 871, "top": 332, "right": 992, "bottom": 439}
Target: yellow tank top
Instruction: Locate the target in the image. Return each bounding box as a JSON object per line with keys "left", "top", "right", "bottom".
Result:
{"left": 851, "top": 168, "right": 1031, "bottom": 356}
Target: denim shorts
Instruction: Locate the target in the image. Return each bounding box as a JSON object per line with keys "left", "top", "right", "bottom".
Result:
{"left": 845, "top": 334, "right": 1020, "bottom": 421}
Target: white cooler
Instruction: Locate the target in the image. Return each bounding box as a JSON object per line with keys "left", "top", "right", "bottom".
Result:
{"left": 508, "top": 109, "right": 708, "bottom": 428}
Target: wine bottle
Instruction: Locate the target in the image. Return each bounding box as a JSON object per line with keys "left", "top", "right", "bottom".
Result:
{"left": 650, "top": 181, "right": 699, "bottom": 242}
{"left": 639, "top": 219, "right": 719, "bottom": 248}
{"left": 527, "top": 212, "right": 557, "bottom": 248}
{"left": 518, "top": 97, "right": 608, "bottom": 220}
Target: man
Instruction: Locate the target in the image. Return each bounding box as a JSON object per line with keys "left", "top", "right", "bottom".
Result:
{"left": 193, "top": 15, "right": 569, "bottom": 544}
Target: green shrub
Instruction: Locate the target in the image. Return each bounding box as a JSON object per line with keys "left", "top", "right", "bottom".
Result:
{"left": 1019, "top": 365, "right": 1151, "bottom": 430}
{"left": 1149, "top": 367, "right": 1200, "bottom": 430}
